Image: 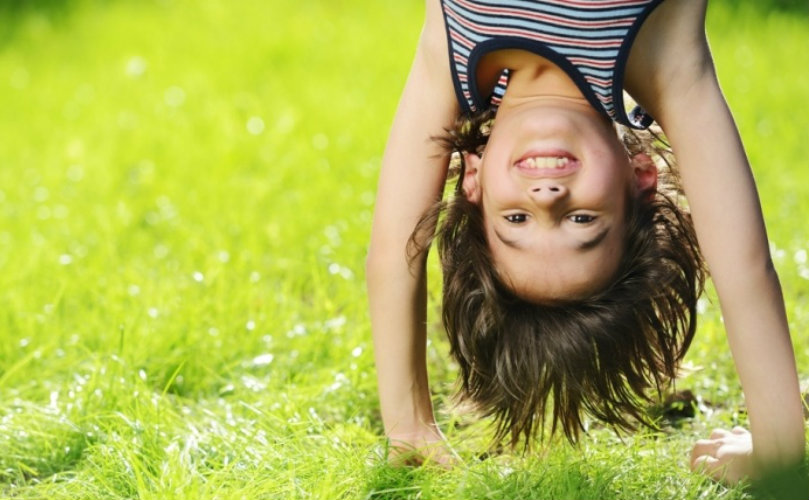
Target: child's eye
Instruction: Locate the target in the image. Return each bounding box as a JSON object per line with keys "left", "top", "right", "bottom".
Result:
{"left": 504, "top": 214, "right": 527, "bottom": 224}
{"left": 569, "top": 214, "right": 596, "bottom": 224}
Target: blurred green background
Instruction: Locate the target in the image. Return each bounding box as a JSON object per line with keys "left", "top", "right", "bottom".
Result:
{"left": 0, "top": 1, "right": 806, "bottom": 498}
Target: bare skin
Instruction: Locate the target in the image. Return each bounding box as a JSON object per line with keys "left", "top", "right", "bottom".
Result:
{"left": 460, "top": 96, "right": 657, "bottom": 302}
{"left": 691, "top": 427, "right": 755, "bottom": 483}
{"left": 368, "top": 0, "right": 806, "bottom": 484}
{"left": 461, "top": 50, "right": 656, "bottom": 303}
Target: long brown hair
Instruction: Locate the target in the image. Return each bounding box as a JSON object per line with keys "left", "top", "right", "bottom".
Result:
{"left": 409, "top": 111, "right": 706, "bottom": 447}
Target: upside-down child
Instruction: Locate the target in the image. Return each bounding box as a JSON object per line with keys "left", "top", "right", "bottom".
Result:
{"left": 366, "top": 0, "right": 806, "bottom": 491}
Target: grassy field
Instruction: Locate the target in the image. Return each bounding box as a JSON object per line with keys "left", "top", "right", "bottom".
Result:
{"left": 0, "top": 0, "right": 807, "bottom": 498}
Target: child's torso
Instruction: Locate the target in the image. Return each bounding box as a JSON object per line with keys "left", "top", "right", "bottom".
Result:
{"left": 440, "top": 0, "right": 663, "bottom": 128}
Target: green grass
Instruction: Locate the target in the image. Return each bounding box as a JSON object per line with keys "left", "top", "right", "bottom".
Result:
{"left": 0, "top": 0, "right": 806, "bottom": 498}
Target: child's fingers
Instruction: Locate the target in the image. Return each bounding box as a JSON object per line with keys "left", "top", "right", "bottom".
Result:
{"left": 388, "top": 448, "right": 424, "bottom": 467}
{"left": 691, "top": 438, "right": 721, "bottom": 464}
{"left": 692, "top": 454, "right": 723, "bottom": 479}
{"left": 386, "top": 436, "right": 458, "bottom": 469}
{"left": 690, "top": 430, "right": 753, "bottom": 485}
{"left": 420, "top": 443, "right": 458, "bottom": 468}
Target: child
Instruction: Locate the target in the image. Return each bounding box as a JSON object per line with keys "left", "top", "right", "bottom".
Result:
{"left": 367, "top": 0, "right": 806, "bottom": 488}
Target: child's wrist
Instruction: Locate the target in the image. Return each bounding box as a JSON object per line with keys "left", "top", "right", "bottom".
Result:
{"left": 384, "top": 419, "right": 441, "bottom": 439}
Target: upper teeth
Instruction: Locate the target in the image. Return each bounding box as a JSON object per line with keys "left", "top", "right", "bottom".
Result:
{"left": 521, "top": 157, "right": 570, "bottom": 169}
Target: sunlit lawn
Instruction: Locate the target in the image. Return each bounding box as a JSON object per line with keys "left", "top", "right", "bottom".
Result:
{"left": 0, "top": 1, "right": 807, "bottom": 498}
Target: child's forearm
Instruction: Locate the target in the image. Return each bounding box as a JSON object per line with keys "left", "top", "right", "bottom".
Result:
{"left": 718, "top": 261, "right": 805, "bottom": 468}
{"left": 367, "top": 253, "right": 437, "bottom": 436}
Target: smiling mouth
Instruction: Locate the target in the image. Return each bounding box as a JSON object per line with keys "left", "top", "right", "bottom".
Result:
{"left": 517, "top": 156, "right": 570, "bottom": 169}
{"left": 514, "top": 151, "right": 580, "bottom": 177}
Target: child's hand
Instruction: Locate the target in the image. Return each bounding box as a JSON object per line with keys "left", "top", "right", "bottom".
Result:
{"left": 387, "top": 427, "right": 458, "bottom": 467}
{"left": 690, "top": 427, "right": 753, "bottom": 484}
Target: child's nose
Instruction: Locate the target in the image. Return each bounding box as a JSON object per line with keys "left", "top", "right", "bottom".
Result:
{"left": 529, "top": 183, "right": 568, "bottom": 206}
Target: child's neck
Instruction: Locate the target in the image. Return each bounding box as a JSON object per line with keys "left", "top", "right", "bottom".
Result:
{"left": 481, "top": 49, "right": 588, "bottom": 111}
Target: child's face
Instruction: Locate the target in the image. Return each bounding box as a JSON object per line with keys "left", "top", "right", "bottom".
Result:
{"left": 462, "top": 99, "right": 655, "bottom": 303}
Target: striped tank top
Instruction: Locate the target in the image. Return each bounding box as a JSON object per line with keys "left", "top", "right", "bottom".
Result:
{"left": 441, "top": 0, "right": 662, "bottom": 129}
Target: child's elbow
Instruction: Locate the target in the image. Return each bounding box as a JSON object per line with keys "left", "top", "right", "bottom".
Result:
{"left": 365, "top": 242, "right": 425, "bottom": 287}
{"left": 364, "top": 245, "right": 386, "bottom": 285}
{"left": 735, "top": 254, "right": 784, "bottom": 295}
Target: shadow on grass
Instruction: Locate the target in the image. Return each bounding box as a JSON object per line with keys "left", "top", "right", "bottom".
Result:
{"left": 750, "top": 460, "right": 809, "bottom": 500}
{"left": 748, "top": 0, "right": 809, "bottom": 13}
{"left": 0, "top": 0, "right": 76, "bottom": 26}
{"left": 714, "top": 0, "right": 808, "bottom": 14}
{"left": 0, "top": 0, "right": 116, "bottom": 47}
{"left": 0, "top": 428, "right": 94, "bottom": 489}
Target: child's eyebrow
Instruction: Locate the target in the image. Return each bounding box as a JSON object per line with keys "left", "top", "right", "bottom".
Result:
{"left": 493, "top": 226, "right": 611, "bottom": 252}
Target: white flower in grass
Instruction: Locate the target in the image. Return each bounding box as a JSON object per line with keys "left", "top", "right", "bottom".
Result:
{"left": 251, "top": 353, "right": 274, "bottom": 367}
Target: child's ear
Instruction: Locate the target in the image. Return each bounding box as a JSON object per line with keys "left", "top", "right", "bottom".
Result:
{"left": 461, "top": 152, "right": 482, "bottom": 203}
{"left": 630, "top": 153, "right": 657, "bottom": 199}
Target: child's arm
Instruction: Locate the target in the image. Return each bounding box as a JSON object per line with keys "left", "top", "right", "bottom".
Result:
{"left": 665, "top": 65, "right": 805, "bottom": 486}
{"left": 627, "top": 0, "right": 806, "bottom": 484}
{"left": 367, "top": 0, "right": 459, "bottom": 463}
